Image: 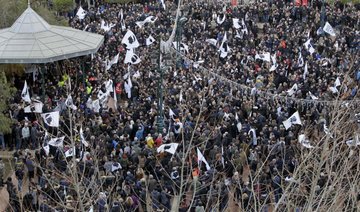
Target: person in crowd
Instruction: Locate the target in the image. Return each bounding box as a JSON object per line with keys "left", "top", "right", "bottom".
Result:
{"left": 4, "top": 0, "right": 360, "bottom": 211}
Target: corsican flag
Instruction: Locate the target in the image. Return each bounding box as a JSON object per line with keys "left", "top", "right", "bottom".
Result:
{"left": 157, "top": 143, "right": 179, "bottom": 155}
{"left": 80, "top": 127, "right": 89, "bottom": 147}
{"left": 111, "top": 162, "right": 122, "bottom": 172}
{"left": 41, "top": 111, "right": 60, "bottom": 127}
{"left": 255, "top": 52, "right": 271, "bottom": 62}
{"left": 304, "top": 39, "right": 315, "bottom": 54}
{"left": 197, "top": 148, "right": 211, "bottom": 170}
{"left": 76, "top": 6, "right": 87, "bottom": 20}
{"left": 232, "top": 18, "right": 241, "bottom": 29}
{"left": 287, "top": 83, "right": 298, "bottom": 96}
{"left": 21, "top": 80, "right": 31, "bottom": 103}
{"left": 298, "top": 134, "right": 314, "bottom": 149}
{"left": 124, "top": 49, "right": 141, "bottom": 64}
{"left": 217, "top": 14, "right": 226, "bottom": 25}
{"left": 65, "top": 147, "right": 76, "bottom": 158}
{"left": 146, "top": 35, "right": 156, "bottom": 46}
{"left": 65, "top": 95, "right": 77, "bottom": 110}
{"left": 136, "top": 16, "right": 157, "bottom": 28}
{"left": 122, "top": 30, "right": 140, "bottom": 49}
{"left": 283, "top": 111, "right": 302, "bottom": 130}
{"left": 48, "top": 136, "right": 65, "bottom": 147}
{"left": 323, "top": 22, "right": 336, "bottom": 36}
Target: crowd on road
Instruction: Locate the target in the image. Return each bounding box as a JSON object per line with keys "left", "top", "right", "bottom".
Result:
{"left": 1, "top": 0, "right": 359, "bottom": 211}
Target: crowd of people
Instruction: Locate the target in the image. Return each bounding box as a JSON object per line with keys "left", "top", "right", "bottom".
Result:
{"left": 1, "top": 0, "right": 359, "bottom": 211}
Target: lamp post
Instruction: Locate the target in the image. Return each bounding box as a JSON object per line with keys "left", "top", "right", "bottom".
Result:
{"left": 157, "top": 37, "right": 165, "bottom": 134}
{"left": 320, "top": 0, "right": 326, "bottom": 27}
{"left": 175, "top": 16, "right": 188, "bottom": 69}
{"left": 151, "top": 37, "right": 173, "bottom": 134}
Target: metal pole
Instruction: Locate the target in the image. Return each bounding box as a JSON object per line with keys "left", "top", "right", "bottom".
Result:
{"left": 41, "top": 65, "right": 45, "bottom": 102}
{"left": 157, "top": 36, "right": 164, "bottom": 134}
{"left": 176, "top": 18, "right": 182, "bottom": 69}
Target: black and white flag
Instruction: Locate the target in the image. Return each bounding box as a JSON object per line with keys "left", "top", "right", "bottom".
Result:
{"left": 283, "top": 111, "right": 302, "bottom": 130}
{"left": 124, "top": 49, "right": 141, "bottom": 64}
{"left": 157, "top": 143, "right": 179, "bottom": 155}
{"left": 48, "top": 136, "right": 65, "bottom": 147}
{"left": 41, "top": 111, "right": 60, "bottom": 127}
{"left": 146, "top": 35, "right": 156, "bottom": 46}
{"left": 21, "top": 80, "right": 31, "bottom": 103}
{"left": 76, "top": 6, "right": 87, "bottom": 20}
{"left": 122, "top": 30, "right": 140, "bottom": 49}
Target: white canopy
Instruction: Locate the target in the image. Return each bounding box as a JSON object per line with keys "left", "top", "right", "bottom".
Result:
{"left": 0, "top": 4, "right": 104, "bottom": 64}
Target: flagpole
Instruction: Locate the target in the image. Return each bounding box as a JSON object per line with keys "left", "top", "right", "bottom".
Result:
{"left": 157, "top": 35, "right": 164, "bottom": 134}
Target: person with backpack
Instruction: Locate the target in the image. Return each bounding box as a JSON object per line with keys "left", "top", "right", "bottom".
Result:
{"left": 15, "top": 167, "right": 24, "bottom": 192}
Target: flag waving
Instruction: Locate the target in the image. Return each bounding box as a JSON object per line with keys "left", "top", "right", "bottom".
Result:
{"left": 157, "top": 143, "right": 179, "bottom": 155}
{"left": 48, "top": 136, "right": 65, "bottom": 147}
{"left": 197, "top": 148, "right": 211, "bottom": 170}
{"left": 323, "top": 22, "right": 336, "bottom": 36}
{"left": 122, "top": 30, "right": 140, "bottom": 49}
{"left": 21, "top": 81, "right": 31, "bottom": 103}
{"left": 41, "top": 111, "right": 60, "bottom": 127}
{"left": 283, "top": 111, "right": 302, "bottom": 130}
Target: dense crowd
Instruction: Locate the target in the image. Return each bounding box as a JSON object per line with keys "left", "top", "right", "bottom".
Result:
{"left": 1, "top": 0, "right": 360, "bottom": 211}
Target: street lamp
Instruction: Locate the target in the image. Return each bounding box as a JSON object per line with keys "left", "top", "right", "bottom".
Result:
{"left": 150, "top": 38, "right": 173, "bottom": 134}
{"left": 175, "top": 16, "right": 188, "bottom": 68}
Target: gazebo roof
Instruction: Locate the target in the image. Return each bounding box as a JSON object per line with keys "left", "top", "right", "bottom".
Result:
{"left": 0, "top": 4, "right": 104, "bottom": 64}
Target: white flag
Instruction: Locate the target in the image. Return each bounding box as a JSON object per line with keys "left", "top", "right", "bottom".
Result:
{"left": 169, "top": 108, "right": 175, "bottom": 117}
{"left": 255, "top": 52, "right": 271, "bottom": 62}
{"left": 217, "top": 14, "right": 225, "bottom": 25}
{"left": 233, "top": 18, "right": 241, "bottom": 29}
{"left": 43, "top": 145, "right": 50, "bottom": 156}
{"left": 197, "top": 148, "right": 211, "bottom": 170}
{"left": 193, "top": 60, "right": 204, "bottom": 69}
{"left": 136, "top": 16, "right": 157, "bottom": 28}
{"left": 146, "top": 35, "right": 156, "bottom": 46}
{"left": 124, "top": 76, "right": 132, "bottom": 99}
{"left": 113, "top": 86, "right": 117, "bottom": 110}
{"left": 287, "top": 83, "right": 298, "bottom": 96}
{"left": 309, "top": 91, "right": 318, "bottom": 100}
{"left": 221, "top": 145, "right": 225, "bottom": 168}
{"left": 329, "top": 86, "right": 339, "bottom": 94}
{"left": 157, "top": 143, "right": 179, "bottom": 155}
{"left": 106, "top": 53, "right": 120, "bottom": 71}
{"left": 21, "top": 81, "right": 31, "bottom": 103}
{"left": 65, "top": 147, "right": 76, "bottom": 158}
{"left": 100, "top": 20, "right": 115, "bottom": 32}
{"left": 121, "top": 30, "right": 140, "bottom": 49}
{"left": 172, "top": 42, "right": 189, "bottom": 54}
{"left": 346, "top": 135, "right": 360, "bottom": 147}
{"left": 80, "top": 127, "right": 89, "bottom": 147}
{"left": 124, "top": 49, "right": 141, "bottom": 64}
{"left": 298, "top": 51, "right": 304, "bottom": 67}
{"left": 241, "top": 19, "right": 248, "bottom": 34}
{"left": 304, "top": 39, "right": 315, "bottom": 54}
{"left": 76, "top": 6, "right": 87, "bottom": 20}
{"left": 65, "top": 95, "right": 77, "bottom": 110}
{"left": 206, "top": 38, "right": 217, "bottom": 46}
{"left": 236, "top": 122, "right": 242, "bottom": 132}
{"left": 24, "top": 100, "right": 43, "bottom": 113}
{"left": 219, "top": 33, "right": 230, "bottom": 58}
{"left": 160, "top": 0, "right": 166, "bottom": 10}
{"left": 48, "top": 136, "right": 65, "bottom": 147}
{"left": 298, "top": 134, "right": 314, "bottom": 149}
{"left": 323, "top": 22, "right": 336, "bottom": 36}
{"left": 248, "top": 128, "right": 257, "bottom": 146}
{"left": 111, "top": 162, "right": 122, "bottom": 172}
{"left": 335, "top": 77, "right": 341, "bottom": 87}
{"left": 303, "top": 62, "right": 308, "bottom": 80}
{"left": 179, "top": 90, "right": 183, "bottom": 103}
{"left": 283, "top": 111, "right": 302, "bottom": 130}
{"left": 41, "top": 111, "right": 60, "bottom": 127}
